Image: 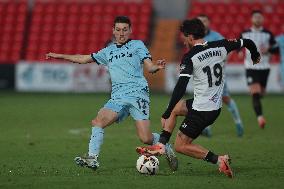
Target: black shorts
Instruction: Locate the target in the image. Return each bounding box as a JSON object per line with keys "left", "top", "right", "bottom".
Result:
{"left": 179, "top": 99, "right": 221, "bottom": 139}
{"left": 246, "top": 69, "right": 270, "bottom": 88}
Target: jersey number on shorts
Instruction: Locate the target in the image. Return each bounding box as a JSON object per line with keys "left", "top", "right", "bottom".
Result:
{"left": 202, "top": 63, "right": 222, "bottom": 87}
{"left": 136, "top": 98, "right": 148, "bottom": 115}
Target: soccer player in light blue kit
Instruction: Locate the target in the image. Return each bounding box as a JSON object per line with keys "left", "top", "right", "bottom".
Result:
{"left": 46, "top": 16, "right": 177, "bottom": 171}
{"left": 276, "top": 34, "right": 284, "bottom": 88}
{"left": 198, "top": 14, "right": 244, "bottom": 137}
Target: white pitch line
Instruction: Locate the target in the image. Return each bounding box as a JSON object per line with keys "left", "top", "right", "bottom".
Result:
{"left": 68, "top": 128, "right": 89, "bottom": 135}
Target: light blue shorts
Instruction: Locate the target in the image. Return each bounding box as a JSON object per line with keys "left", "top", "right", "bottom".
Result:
{"left": 222, "top": 81, "right": 230, "bottom": 97}
{"left": 104, "top": 96, "right": 150, "bottom": 123}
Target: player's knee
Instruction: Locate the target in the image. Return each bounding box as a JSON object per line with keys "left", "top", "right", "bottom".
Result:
{"left": 174, "top": 142, "right": 184, "bottom": 153}
{"left": 174, "top": 137, "right": 184, "bottom": 153}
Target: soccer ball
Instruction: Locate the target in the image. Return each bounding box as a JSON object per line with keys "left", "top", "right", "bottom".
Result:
{"left": 136, "top": 155, "right": 159, "bottom": 175}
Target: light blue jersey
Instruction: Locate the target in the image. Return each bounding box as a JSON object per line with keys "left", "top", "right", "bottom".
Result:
{"left": 91, "top": 39, "right": 150, "bottom": 99}
{"left": 204, "top": 30, "right": 224, "bottom": 42}
{"left": 276, "top": 35, "right": 284, "bottom": 86}
{"left": 91, "top": 39, "right": 151, "bottom": 121}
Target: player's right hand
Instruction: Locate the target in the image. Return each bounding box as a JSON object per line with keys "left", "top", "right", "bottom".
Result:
{"left": 46, "top": 52, "right": 60, "bottom": 59}
{"left": 156, "top": 59, "right": 166, "bottom": 69}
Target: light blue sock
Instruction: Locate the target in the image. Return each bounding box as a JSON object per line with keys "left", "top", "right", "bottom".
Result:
{"left": 152, "top": 133, "right": 160, "bottom": 145}
{"left": 227, "top": 99, "right": 242, "bottom": 125}
{"left": 88, "top": 127, "right": 104, "bottom": 157}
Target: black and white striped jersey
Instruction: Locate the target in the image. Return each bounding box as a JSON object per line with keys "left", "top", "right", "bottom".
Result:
{"left": 180, "top": 39, "right": 244, "bottom": 111}
{"left": 241, "top": 27, "right": 276, "bottom": 70}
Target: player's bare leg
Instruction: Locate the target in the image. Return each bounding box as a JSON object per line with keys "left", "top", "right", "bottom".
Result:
{"left": 249, "top": 83, "right": 266, "bottom": 128}
{"left": 136, "top": 120, "right": 155, "bottom": 145}
{"left": 174, "top": 131, "right": 233, "bottom": 178}
{"left": 174, "top": 131, "right": 209, "bottom": 159}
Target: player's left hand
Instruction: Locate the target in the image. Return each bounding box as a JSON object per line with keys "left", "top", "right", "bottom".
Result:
{"left": 252, "top": 52, "right": 261, "bottom": 65}
{"left": 156, "top": 59, "right": 166, "bottom": 69}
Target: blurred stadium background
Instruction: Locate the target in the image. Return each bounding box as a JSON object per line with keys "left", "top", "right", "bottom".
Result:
{"left": 0, "top": 0, "right": 283, "bottom": 93}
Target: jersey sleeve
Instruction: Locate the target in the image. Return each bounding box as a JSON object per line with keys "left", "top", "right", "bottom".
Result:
{"left": 222, "top": 39, "right": 243, "bottom": 53}
{"left": 216, "top": 32, "right": 224, "bottom": 40}
{"left": 135, "top": 41, "right": 152, "bottom": 63}
{"left": 179, "top": 55, "right": 193, "bottom": 77}
{"left": 269, "top": 32, "right": 277, "bottom": 46}
{"left": 91, "top": 48, "right": 108, "bottom": 65}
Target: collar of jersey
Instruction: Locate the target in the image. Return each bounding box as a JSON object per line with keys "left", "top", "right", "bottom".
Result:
{"left": 115, "top": 39, "right": 132, "bottom": 48}
{"left": 194, "top": 41, "right": 208, "bottom": 46}
{"left": 251, "top": 27, "right": 263, "bottom": 32}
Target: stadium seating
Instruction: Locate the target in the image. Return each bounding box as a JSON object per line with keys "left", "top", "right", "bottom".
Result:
{"left": 146, "top": 19, "right": 180, "bottom": 90}
{"left": 150, "top": 19, "right": 180, "bottom": 62}
{"left": 188, "top": 0, "right": 284, "bottom": 63}
{"left": 1, "top": 0, "right": 283, "bottom": 64}
{"left": 26, "top": 0, "right": 153, "bottom": 61}
{"left": 0, "top": 0, "right": 28, "bottom": 63}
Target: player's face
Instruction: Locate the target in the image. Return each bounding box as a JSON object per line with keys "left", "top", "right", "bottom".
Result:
{"left": 251, "top": 13, "right": 264, "bottom": 27}
{"left": 113, "top": 23, "right": 132, "bottom": 44}
{"left": 198, "top": 16, "right": 210, "bottom": 31}
{"left": 181, "top": 33, "right": 194, "bottom": 49}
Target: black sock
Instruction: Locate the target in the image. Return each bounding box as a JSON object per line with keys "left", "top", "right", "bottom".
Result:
{"left": 204, "top": 151, "right": 218, "bottom": 164}
{"left": 159, "top": 130, "right": 172, "bottom": 145}
{"left": 252, "top": 93, "right": 262, "bottom": 116}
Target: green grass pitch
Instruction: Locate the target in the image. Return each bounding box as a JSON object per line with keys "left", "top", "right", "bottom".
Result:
{"left": 0, "top": 92, "right": 283, "bottom": 189}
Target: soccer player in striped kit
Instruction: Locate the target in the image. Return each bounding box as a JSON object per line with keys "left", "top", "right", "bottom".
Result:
{"left": 137, "top": 18, "right": 260, "bottom": 178}
{"left": 240, "top": 10, "right": 277, "bottom": 129}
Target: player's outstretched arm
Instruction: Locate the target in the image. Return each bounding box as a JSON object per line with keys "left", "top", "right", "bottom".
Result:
{"left": 46, "top": 53, "right": 94, "bottom": 64}
{"left": 144, "top": 59, "right": 166, "bottom": 74}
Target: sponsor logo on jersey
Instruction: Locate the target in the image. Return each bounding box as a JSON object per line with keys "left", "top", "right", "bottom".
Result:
{"left": 210, "top": 93, "right": 219, "bottom": 103}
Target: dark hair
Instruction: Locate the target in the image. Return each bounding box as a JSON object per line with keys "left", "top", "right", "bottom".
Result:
{"left": 180, "top": 18, "right": 205, "bottom": 39}
{"left": 113, "top": 16, "right": 131, "bottom": 27}
{"left": 251, "top": 10, "right": 263, "bottom": 16}
{"left": 197, "top": 14, "right": 210, "bottom": 20}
